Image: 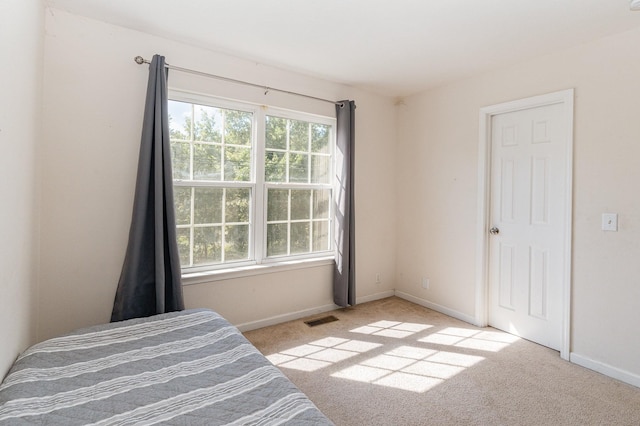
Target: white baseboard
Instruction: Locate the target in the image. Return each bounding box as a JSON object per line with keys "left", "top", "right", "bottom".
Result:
{"left": 236, "top": 290, "right": 395, "bottom": 332}
{"left": 357, "top": 290, "right": 395, "bottom": 304}
{"left": 570, "top": 352, "right": 640, "bottom": 389}
{"left": 394, "top": 291, "right": 477, "bottom": 325}
{"left": 236, "top": 303, "right": 338, "bottom": 332}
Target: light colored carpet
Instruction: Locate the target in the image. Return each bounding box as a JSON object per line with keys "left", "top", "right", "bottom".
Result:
{"left": 244, "top": 296, "right": 640, "bottom": 425}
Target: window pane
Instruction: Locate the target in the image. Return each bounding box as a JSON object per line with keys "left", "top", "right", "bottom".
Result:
{"left": 289, "top": 153, "right": 308, "bottom": 183}
{"left": 176, "top": 228, "right": 191, "bottom": 266}
{"left": 289, "top": 119, "right": 309, "bottom": 152}
{"left": 224, "top": 110, "right": 252, "bottom": 146}
{"left": 291, "top": 222, "right": 310, "bottom": 254}
{"left": 225, "top": 188, "right": 250, "bottom": 223}
{"left": 313, "top": 221, "right": 329, "bottom": 252}
{"left": 169, "top": 101, "right": 192, "bottom": 140}
{"left": 171, "top": 142, "right": 190, "bottom": 180}
{"left": 193, "top": 105, "right": 222, "bottom": 142}
{"left": 291, "top": 190, "right": 311, "bottom": 220}
{"left": 267, "top": 223, "right": 288, "bottom": 256}
{"left": 265, "top": 151, "right": 286, "bottom": 182}
{"left": 311, "top": 123, "right": 330, "bottom": 153}
{"left": 224, "top": 146, "right": 251, "bottom": 181}
{"left": 311, "top": 154, "right": 330, "bottom": 184}
{"left": 266, "top": 116, "right": 287, "bottom": 149}
{"left": 194, "top": 187, "right": 222, "bottom": 224}
{"left": 313, "top": 190, "right": 330, "bottom": 219}
{"left": 225, "top": 224, "right": 249, "bottom": 260}
{"left": 267, "top": 189, "right": 289, "bottom": 221}
{"left": 174, "top": 187, "right": 192, "bottom": 225}
{"left": 171, "top": 98, "right": 334, "bottom": 268}
{"left": 193, "top": 226, "right": 221, "bottom": 265}
{"left": 193, "top": 143, "right": 221, "bottom": 180}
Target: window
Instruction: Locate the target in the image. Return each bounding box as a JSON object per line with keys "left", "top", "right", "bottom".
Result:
{"left": 264, "top": 115, "right": 332, "bottom": 257}
{"left": 168, "top": 94, "right": 334, "bottom": 274}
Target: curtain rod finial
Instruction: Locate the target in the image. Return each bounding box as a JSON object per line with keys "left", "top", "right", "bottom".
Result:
{"left": 134, "top": 56, "right": 145, "bottom": 65}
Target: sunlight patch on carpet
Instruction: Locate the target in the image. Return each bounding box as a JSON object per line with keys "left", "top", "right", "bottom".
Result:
{"left": 275, "top": 357, "right": 331, "bottom": 372}
{"left": 267, "top": 338, "right": 382, "bottom": 372}
{"left": 331, "top": 346, "right": 485, "bottom": 393}
{"left": 418, "top": 326, "right": 520, "bottom": 352}
{"left": 375, "top": 372, "right": 443, "bottom": 393}
{"left": 350, "top": 321, "right": 432, "bottom": 338}
{"left": 266, "top": 318, "right": 519, "bottom": 393}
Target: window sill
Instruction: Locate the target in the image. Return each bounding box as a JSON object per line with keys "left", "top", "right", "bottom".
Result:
{"left": 182, "top": 256, "right": 335, "bottom": 286}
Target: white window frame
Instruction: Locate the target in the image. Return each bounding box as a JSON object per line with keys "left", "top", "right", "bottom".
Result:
{"left": 169, "top": 90, "right": 336, "bottom": 282}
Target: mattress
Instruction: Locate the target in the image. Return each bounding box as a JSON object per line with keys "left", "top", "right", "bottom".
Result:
{"left": 0, "top": 309, "right": 333, "bottom": 425}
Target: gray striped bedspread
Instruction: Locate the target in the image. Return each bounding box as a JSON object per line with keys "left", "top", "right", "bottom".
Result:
{"left": 0, "top": 309, "right": 334, "bottom": 425}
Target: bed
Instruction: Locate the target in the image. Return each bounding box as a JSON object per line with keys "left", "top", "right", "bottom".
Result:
{"left": 0, "top": 309, "right": 334, "bottom": 425}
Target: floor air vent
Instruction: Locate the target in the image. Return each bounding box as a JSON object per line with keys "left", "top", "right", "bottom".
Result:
{"left": 304, "top": 315, "right": 338, "bottom": 327}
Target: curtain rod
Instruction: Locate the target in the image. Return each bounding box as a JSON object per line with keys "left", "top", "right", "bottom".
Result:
{"left": 134, "top": 56, "right": 343, "bottom": 107}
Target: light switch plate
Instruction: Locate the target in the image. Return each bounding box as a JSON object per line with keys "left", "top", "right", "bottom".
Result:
{"left": 602, "top": 213, "right": 618, "bottom": 231}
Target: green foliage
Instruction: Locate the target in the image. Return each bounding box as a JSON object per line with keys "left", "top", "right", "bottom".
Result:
{"left": 193, "top": 107, "right": 221, "bottom": 143}
{"left": 267, "top": 189, "right": 289, "bottom": 221}
{"left": 265, "top": 151, "right": 286, "bottom": 182}
{"left": 291, "top": 190, "right": 311, "bottom": 220}
{"left": 194, "top": 188, "right": 223, "bottom": 224}
{"left": 224, "top": 146, "right": 251, "bottom": 182}
{"left": 313, "top": 190, "right": 330, "bottom": 219}
{"left": 169, "top": 113, "right": 189, "bottom": 140}
{"left": 291, "top": 222, "right": 310, "bottom": 254}
{"left": 225, "top": 225, "right": 249, "bottom": 260}
{"left": 170, "top": 102, "right": 332, "bottom": 266}
{"left": 224, "top": 110, "right": 251, "bottom": 146}
{"left": 266, "top": 116, "right": 286, "bottom": 149}
{"left": 169, "top": 104, "right": 253, "bottom": 266}
{"left": 289, "top": 153, "right": 309, "bottom": 182}
{"left": 267, "top": 223, "right": 288, "bottom": 256}
{"left": 225, "top": 188, "right": 250, "bottom": 223}
{"left": 174, "top": 187, "right": 192, "bottom": 225}
{"left": 193, "top": 227, "right": 222, "bottom": 265}
{"left": 289, "top": 119, "right": 309, "bottom": 151}
{"left": 311, "top": 123, "right": 330, "bottom": 153}
{"left": 194, "top": 143, "right": 221, "bottom": 180}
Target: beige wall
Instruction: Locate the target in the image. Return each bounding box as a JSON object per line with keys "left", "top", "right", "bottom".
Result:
{"left": 38, "top": 10, "right": 397, "bottom": 341}
{"left": 396, "top": 27, "right": 640, "bottom": 380}
{"left": 20, "top": 3, "right": 639, "bottom": 387}
{"left": 0, "top": 0, "right": 43, "bottom": 378}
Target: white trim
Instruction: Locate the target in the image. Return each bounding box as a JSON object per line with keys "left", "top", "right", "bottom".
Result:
{"left": 168, "top": 89, "right": 337, "bottom": 274}
{"left": 475, "top": 111, "right": 491, "bottom": 328}
{"left": 561, "top": 93, "right": 575, "bottom": 362}
{"left": 182, "top": 256, "right": 334, "bottom": 285}
{"left": 570, "top": 353, "right": 640, "bottom": 389}
{"left": 357, "top": 290, "right": 396, "bottom": 304}
{"left": 235, "top": 290, "right": 394, "bottom": 332}
{"left": 395, "top": 291, "right": 477, "bottom": 325}
{"left": 236, "top": 303, "right": 339, "bottom": 332}
{"left": 475, "top": 89, "right": 574, "bottom": 360}
{"left": 253, "top": 109, "right": 266, "bottom": 263}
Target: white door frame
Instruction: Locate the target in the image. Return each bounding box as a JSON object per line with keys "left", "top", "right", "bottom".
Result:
{"left": 474, "top": 89, "right": 574, "bottom": 360}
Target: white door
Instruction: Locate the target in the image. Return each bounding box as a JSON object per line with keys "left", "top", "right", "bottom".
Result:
{"left": 488, "top": 102, "right": 569, "bottom": 351}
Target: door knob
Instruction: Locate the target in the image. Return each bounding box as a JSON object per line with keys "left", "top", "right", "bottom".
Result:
{"left": 489, "top": 227, "right": 500, "bottom": 235}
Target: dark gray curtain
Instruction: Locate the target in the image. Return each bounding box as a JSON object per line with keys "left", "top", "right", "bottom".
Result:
{"left": 111, "top": 54, "right": 184, "bottom": 322}
{"left": 333, "top": 100, "right": 356, "bottom": 307}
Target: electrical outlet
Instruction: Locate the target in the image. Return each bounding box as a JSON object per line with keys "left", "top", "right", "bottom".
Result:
{"left": 375, "top": 273, "right": 381, "bottom": 284}
{"left": 602, "top": 213, "right": 618, "bottom": 231}
{"left": 421, "top": 277, "right": 430, "bottom": 289}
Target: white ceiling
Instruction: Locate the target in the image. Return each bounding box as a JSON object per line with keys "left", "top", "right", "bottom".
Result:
{"left": 46, "top": 0, "right": 640, "bottom": 97}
